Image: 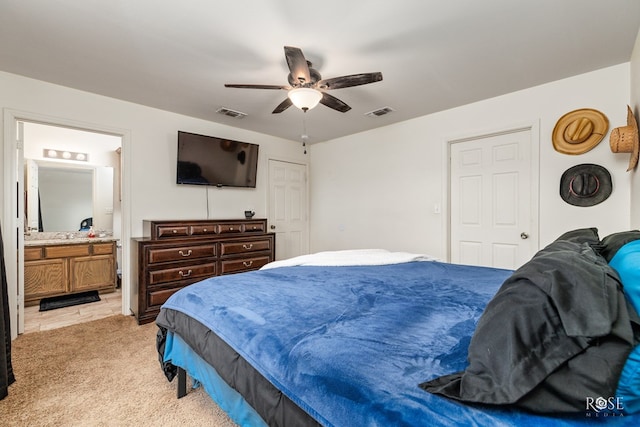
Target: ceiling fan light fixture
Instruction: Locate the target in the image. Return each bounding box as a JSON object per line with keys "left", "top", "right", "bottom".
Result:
{"left": 288, "top": 87, "right": 322, "bottom": 112}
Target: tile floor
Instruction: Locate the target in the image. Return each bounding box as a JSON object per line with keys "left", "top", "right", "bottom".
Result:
{"left": 23, "top": 289, "right": 123, "bottom": 333}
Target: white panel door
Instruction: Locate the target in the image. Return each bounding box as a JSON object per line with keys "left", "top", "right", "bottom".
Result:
{"left": 268, "top": 159, "right": 308, "bottom": 260}
{"left": 16, "top": 121, "right": 25, "bottom": 336}
{"left": 450, "top": 129, "right": 536, "bottom": 270}
{"left": 25, "top": 159, "right": 39, "bottom": 232}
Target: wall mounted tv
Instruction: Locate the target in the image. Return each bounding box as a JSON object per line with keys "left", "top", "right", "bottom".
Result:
{"left": 176, "top": 131, "right": 259, "bottom": 188}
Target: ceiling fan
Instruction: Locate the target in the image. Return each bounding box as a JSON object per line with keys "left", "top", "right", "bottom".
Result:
{"left": 225, "top": 46, "right": 383, "bottom": 114}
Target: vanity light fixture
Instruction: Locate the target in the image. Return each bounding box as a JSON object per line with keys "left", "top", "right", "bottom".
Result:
{"left": 43, "top": 149, "right": 89, "bottom": 162}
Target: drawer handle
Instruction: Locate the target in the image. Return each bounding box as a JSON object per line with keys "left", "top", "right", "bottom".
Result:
{"left": 242, "top": 244, "right": 253, "bottom": 250}
{"left": 172, "top": 229, "right": 178, "bottom": 234}
{"left": 178, "top": 249, "right": 192, "bottom": 257}
{"left": 179, "top": 269, "right": 192, "bottom": 277}
{"left": 243, "top": 261, "right": 253, "bottom": 267}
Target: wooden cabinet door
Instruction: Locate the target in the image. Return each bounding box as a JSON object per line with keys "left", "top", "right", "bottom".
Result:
{"left": 24, "top": 259, "right": 68, "bottom": 304}
{"left": 70, "top": 255, "right": 116, "bottom": 292}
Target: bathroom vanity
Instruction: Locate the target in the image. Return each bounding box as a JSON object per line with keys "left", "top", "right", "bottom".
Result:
{"left": 24, "top": 237, "right": 118, "bottom": 306}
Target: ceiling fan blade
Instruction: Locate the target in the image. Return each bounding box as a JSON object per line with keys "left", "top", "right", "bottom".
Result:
{"left": 272, "top": 98, "right": 293, "bottom": 114}
{"left": 284, "top": 46, "right": 311, "bottom": 85}
{"left": 224, "top": 84, "right": 289, "bottom": 90}
{"left": 320, "top": 92, "right": 351, "bottom": 113}
{"left": 318, "top": 72, "right": 383, "bottom": 90}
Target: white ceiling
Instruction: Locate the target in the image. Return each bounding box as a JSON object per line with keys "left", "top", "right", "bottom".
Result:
{"left": 1, "top": 0, "right": 639, "bottom": 144}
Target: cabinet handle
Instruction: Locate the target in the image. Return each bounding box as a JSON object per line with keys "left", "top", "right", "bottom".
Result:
{"left": 172, "top": 229, "right": 178, "bottom": 234}
{"left": 243, "top": 261, "right": 253, "bottom": 267}
{"left": 178, "top": 249, "right": 192, "bottom": 257}
{"left": 179, "top": 269, "right": 192, "bottom": 277}
{"left": 242, "top": 244, "right": 253, "bottom": 250}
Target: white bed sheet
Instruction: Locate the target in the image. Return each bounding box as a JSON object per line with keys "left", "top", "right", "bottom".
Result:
{"left": 260, "top": 248, "right": 439, "bottom": 270}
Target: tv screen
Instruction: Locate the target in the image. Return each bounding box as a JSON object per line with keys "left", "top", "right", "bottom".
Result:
{"left": 176, "top": 131, "right": 259, "bottom": 188}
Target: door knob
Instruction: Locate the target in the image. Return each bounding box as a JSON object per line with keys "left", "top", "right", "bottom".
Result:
{"left": 270, "top": 225, "right": 276, "bottom": 230}
{"left": 520, "top": 232, "right": 529, "bottom": 239}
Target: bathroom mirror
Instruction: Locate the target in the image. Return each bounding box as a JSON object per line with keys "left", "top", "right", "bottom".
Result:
{"left": 25, "top": 159, "right": 114, "bottom": 233}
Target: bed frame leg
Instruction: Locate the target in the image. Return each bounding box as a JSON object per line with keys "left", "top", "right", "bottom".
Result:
{"left": 177, "top": 367, "right": 187, "bottom": 399}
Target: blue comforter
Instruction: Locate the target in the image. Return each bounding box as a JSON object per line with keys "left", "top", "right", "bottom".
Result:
{"left": 161, "top": 261, "right": 637, "bottom": 426}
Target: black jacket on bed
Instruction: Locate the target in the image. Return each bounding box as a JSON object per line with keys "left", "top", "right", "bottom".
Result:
{"left": 421, "top": 228, "right": 640, "bottom": 413}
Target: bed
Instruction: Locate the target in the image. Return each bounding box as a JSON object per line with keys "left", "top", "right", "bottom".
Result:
{"left": 156, "top": 229, "right": 640, "bottom": 426}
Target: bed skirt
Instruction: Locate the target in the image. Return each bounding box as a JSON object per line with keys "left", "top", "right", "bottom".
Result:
{"left": 157, "top": 307, "right": 321, "bottom": 426}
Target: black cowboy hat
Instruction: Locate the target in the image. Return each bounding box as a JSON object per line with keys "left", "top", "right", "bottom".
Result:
{"left": 559, "top": 164, "right": 612, "bottom": 207}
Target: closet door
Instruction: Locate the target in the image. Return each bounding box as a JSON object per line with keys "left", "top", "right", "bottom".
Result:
{"left": 268, "top": 160, "right": 308, "bottom": 260}
{"left": 450, "top": 128, "right": 537, "bottom": 270}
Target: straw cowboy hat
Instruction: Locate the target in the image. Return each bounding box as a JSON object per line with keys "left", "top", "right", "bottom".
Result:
{"left": 609, "top": 105, "right": 639, "bottom": 171}
{"left": 552, "top": 108, "right": 609, "bottom": 155}
{"left": 559, "top": 163, "right": 612, "bottom": 207}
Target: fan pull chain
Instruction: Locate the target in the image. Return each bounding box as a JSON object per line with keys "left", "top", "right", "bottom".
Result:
{"left": 301, "top": 116, "right": 308, "bottom": 154}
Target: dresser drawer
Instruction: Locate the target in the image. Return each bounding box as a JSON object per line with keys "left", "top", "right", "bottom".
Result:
{"left": 190, "top": 225, "right": 218, "bottom": 236}
{"left": 148, "top": 262, "right": 216, "bottom": 285}
{"left": 220, "top": 239, "right": 271, "bottom": 256}
{"left": 156, "top": 226, "right": 189, "bottom": 238}
{"left": 218, "top": 223, "right": 244, "bottom": 234}
{"left": 220, "top": 255, "right": 271, "bottom": 274}
{"left": 148, "top": 286, "right": 183, "bottom": 308}
{"left": 244, "top": 222, "right": 266, "bottom": 233}
{"left": 147, "top": 244, "right": 216, "bottom": 264}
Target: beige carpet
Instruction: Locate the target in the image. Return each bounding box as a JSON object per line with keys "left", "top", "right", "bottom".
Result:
{"left": 0, "top": 315, "right": 238, "bottom": 426}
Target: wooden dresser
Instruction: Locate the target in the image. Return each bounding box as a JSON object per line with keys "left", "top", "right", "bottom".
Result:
{"left": 131, "top": 218, "right": 275, "bottom": 324}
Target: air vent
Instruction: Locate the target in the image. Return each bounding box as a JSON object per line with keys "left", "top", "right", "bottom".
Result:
{"left": 365, "top": 106, "right": 395, "bottom": 117}
{"left": 216, "top": 107, "right": 247, "bottom": 119}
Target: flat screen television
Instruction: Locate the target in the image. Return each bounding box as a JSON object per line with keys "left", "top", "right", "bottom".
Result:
{"left": 176, "top": 131, "right": 259, "bottom": 188}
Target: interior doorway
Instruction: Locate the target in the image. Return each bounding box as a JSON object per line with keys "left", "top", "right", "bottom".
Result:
{"left": 3, "top": 109, "right": 129, "bottom": 338}
{"left": 20, "top": 122, "right": 123, "bottom": 332}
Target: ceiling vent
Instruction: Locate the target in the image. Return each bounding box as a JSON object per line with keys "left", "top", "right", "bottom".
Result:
{"left": 216, "top": 107, "right": 247, "bottom": 119}
{"left": 365, "top": 106, "right": 395, "bottom": 118}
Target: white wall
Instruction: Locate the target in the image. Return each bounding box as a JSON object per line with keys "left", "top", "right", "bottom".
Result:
{"left": 23, "top": 122, "right": 121, "bottom": 166}
{"left": 309, "top": 64, "right": 633, "bottom": 259}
